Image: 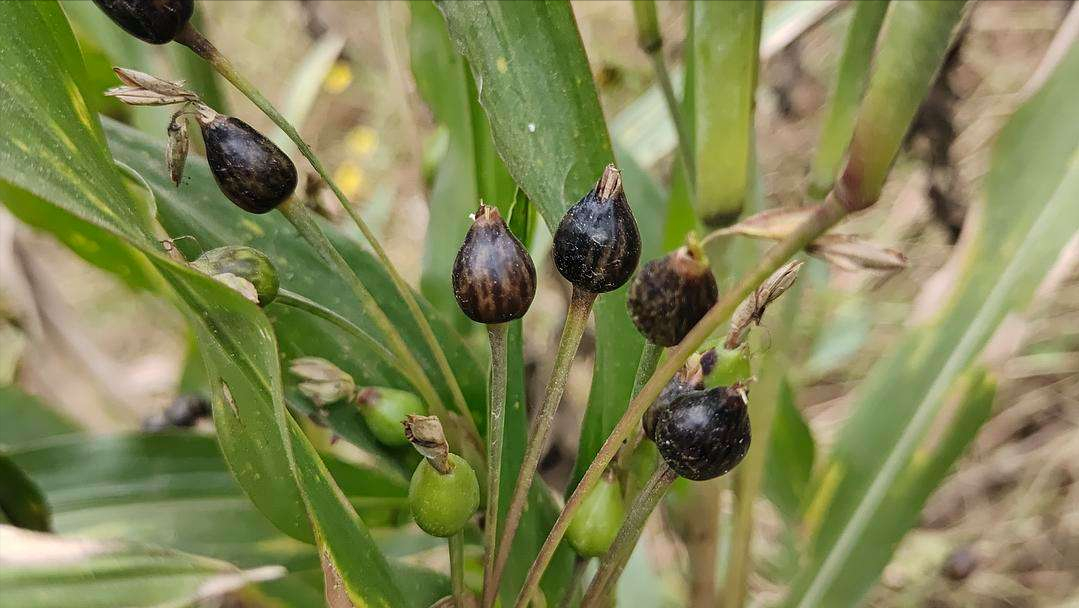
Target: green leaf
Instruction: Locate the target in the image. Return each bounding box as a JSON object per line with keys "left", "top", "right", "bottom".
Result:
{"left": 763, "top": 379, "right": 815, "bottom": 524}
{"left": 1, "top": 4, "right": 411, "bottom": 604}
{"left": 786, "top": 42, "right": 1079, "bottom": 608}
{"left": 0, "top": 386, "right": 79, "bottom": 448}
{"left": 102, "top": 118, "right": 489, "bottom": 443}
{"left": 0, "top": 453, "right": 51, "bottom": 532}
{"left": 693, "top": 0, "right": 763, "bottom": 227}
{"left": 0, "top": 524, "right": 284, "bottom": 608}
{"left": 807, "top": 0, "right": 890, "bottom": 198}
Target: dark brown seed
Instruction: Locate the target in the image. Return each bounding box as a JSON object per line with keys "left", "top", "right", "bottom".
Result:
{"left": 452, "top": 203, "right": 536, "bottom": 324}
{"left": 553, "top": 165, "right": 641, "bottom": 293}
{"left": 642, "top": 375, "right": 700, "bottom": 442}
{"left": 199, "top": 115, "right": 298, "bottom": 214}
{"left": 627, "top": 245, "right": 718, "bottom": 346}
{"left": 653, "top": 386, "right": 751, "bottom": 481}
{"left": 92, "top": 0, "right": 194, "bottom": 45}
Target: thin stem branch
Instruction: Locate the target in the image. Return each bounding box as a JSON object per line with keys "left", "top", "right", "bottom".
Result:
{"left": 277, "top": 199, "right": 468, "bottom": 447}
{"left": 580, "top": 463, "right": 678, "bottom": 608}
{"left": 481, "top": 322, "right": 509, "bottom": 607}
{"left": 614, "top": 341, "right": 663, "bottom": 478}
{"left": 485, "top": 287, "right": 597, "bottom": 608}
{"left": 449, "top": 532, "right": 467, "bottom": 608}
{"left": 174, "top": 23, "right": 479, "bottom": 442}
{"left": 649, "top": 50, "right": 695, "bottom": 187}
{"left": 512, "top": 195, "right": 850, "bottom": 608}
{"left": 275, "top": 288, "right": 397, "bottom": 369}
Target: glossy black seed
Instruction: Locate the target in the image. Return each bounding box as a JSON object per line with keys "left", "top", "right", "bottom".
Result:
{"left": 191, "top": 245, "right": 280, "bottom": 306}
{"left": 627, "top": 246, "right": 718, "bottom": 346}
{"left": 553, "top": 165, "right": 641, "bottom": 293}
{"left": 452, "top": 204, "right": 536, "bottom": 324}
{"left": 642, "top": 375, "right": 699, "bottom": 442}
{"left": 92, "top": 0, "right": 194, "bottom": 45}
{"left": 653, "top": 386, "right": 751, "bottom": 481}
{"left": 199, "top": 116, "right": 298, "bottom": 214}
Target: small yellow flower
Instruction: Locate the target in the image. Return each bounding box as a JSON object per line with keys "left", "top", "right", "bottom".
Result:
{"left": 323, "top": 61, "right": 353, "bottom": 94}
{"left": 347, "top": 126, "right": 379, "bottom": 158}
{"left": 334, "top": 162, "right": 365, "bottom": 198}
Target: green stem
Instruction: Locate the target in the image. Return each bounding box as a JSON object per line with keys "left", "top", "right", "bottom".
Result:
{"left": 485, "top": 287, "right": 597, "bottom": 608}
{"left": 481, "top": 322, "right": 509, "bottom": 607}
{"left": 275, "top": 289, "right": 397, "bottom": 368}
{"left": 174, "top": 23, "right": 479, "bottom": 441}
{"left": 512, "top": 195, "right": 850, "bottom": 608}
{"left": 580, "top": 463, "right": 678, "bottom": 608}
{"left": 276, "top": 199, "right": 467, "bottom": 447}
{"left": 449, "top": 532, "right": 467, "bottom": 608}
{"left": 614, "top": 341, "right": 663, "bottom": 479}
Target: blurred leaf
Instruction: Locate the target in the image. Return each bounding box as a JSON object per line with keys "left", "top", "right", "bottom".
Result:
{"left": 786, "top": 42, "right": 1079, "bottom": 608}
{"left": 0, "top": 454, "right": 51, "bottom": 532}
{"left": 0, "top": 524, "right": 284, "bottom": 608}
{"left": 693, "top": 0, "right": 762, "bottom": 227}
{"left": 268, "top": 33, "right": 346, "bottom": 155}
{"left": 0, "top": 387, "right": 78, "bottom": 448}
{"left": 0, "top": 5, "right": 411, "bottom": 604}
{"left": 763, "top": 379, "right": 815, "bottom": 524}
{"left": 807, "top": 0, "right": 890, "bottom": 198}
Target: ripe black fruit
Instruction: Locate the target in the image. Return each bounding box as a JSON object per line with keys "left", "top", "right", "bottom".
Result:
{"left": 198, "top": 114, "right": 298, "bottom": 214}
{"left": 553, "top": 165, "right": 641, "bottom": 293}
{"left": 653, "top": 386, "right": 750, "bottom": 481}
{"left": 627, "top": 245, "right": 718, "bottom": 346}
{"left": 93, "top": 0, "right": 194, "bottom": 45}
{"left": 452, "top": 204, "right": 536, "bottom": 324}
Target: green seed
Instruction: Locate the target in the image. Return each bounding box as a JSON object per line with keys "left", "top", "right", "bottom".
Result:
{"left": 357, "top": 388, "right": 426, "bottom": 447}
{"left": 566, "top": 472, "right": 625, "bottom": 557}
{"left": 408, "top": 454, "right": 479, "bottom": 538}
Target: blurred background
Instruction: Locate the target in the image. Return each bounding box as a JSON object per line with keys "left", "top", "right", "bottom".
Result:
{"left": 1, "top": 1, "right": 1076, "bottom": 606}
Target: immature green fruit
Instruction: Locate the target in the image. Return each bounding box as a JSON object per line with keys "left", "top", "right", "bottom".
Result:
{"left": 196, "top": 110, "right": 298, "bottom": 214}
{"left": 653, "top": 386, "right": 751, "bottom": 481}
{"left": 93, "top": 0, "right": 194, "bottom": 44}
{"left": 566, "top": 472, "right": 625, "bottom": 557}
{"left": 356, "top": 388, "right": 426, "bottom": 447}
{"left": 700, "top": 347, "right": 752, "bottom": 388}
{"left": 553, "top": 164, "right": 641, "bottom": 293}
{"left": 408, "top": 454, "right": 480, "bottom": 537}
{"left": 452, "top": 203, "right": 537, "bottom": 324}
{"left": 191, "top": 246, "right": 279, "bottom": 306}
{"left": 627, "top": 244, "right": 718, "bottom": 346}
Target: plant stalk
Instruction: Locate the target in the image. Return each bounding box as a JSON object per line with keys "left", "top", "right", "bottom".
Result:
{"left": 481, "top": 322, "right": 509, "bottom": 607}
{"left": 512, "top": 194, "right": 849, "bottom": 608}
{"left": 449, "top": 532, "right": 468, "bottom": 608}
{"left": 277, "top": 199, "right": 467, "bottom": 447}
{"left": 174, "top": 23, "right": 479, "bottom": 440}
{"left": 579, "top": 462, "right": 679, "bottom": 608}
{"left": 485, "top": 287, "right": 597, "bottom": 608}
{"left": 614, "top": 341, "right": 663, "bottom": 479}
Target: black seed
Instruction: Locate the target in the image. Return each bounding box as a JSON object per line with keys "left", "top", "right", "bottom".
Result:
{"left": 653, "top": 386, "right": 751, "bottom": 481}
{"left": 553, "top": 165, "right": 641, "bottom": 293}
{"left": 200, "top": 116, "right": 298, "bottom": 214}
{"left": 92, "top": 0, "right": 194, "bottom": 45}
{"left": 452, "top": 203, "right": 537, "bottom": 324}
{"left": 642, "top": 375, "right": 699, "bottom": 442}
{"left": 627, "top": 245, "right": 718, "bottom": 346}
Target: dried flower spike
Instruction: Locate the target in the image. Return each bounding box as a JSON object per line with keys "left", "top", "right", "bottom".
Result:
{"left": 93, "top": 0, "right": 194, "bottom": 45}
{"left": 553, "top": 165, "right": 641, "bottom": 293}
{"left": 652, "top": 385, "right": 751, "bottom": 481}
{"left": 190, "top": 246, "right": 280, "bottom": 306}
{"left": 452, "top": 203, "right": 536, "bottom": 324}
{"left": 289, "top": 357, "right": 356, "bottom": 406}
{"left": 627, "top": 238, "right": 719, "bottom": 346}
{"left": 166, "top": 110, "right": 189, "bottom": 187}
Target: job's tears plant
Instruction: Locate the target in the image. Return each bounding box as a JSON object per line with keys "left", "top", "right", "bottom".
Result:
{"left": 6, "top": 2, "right": 1059, "bottom": 608}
